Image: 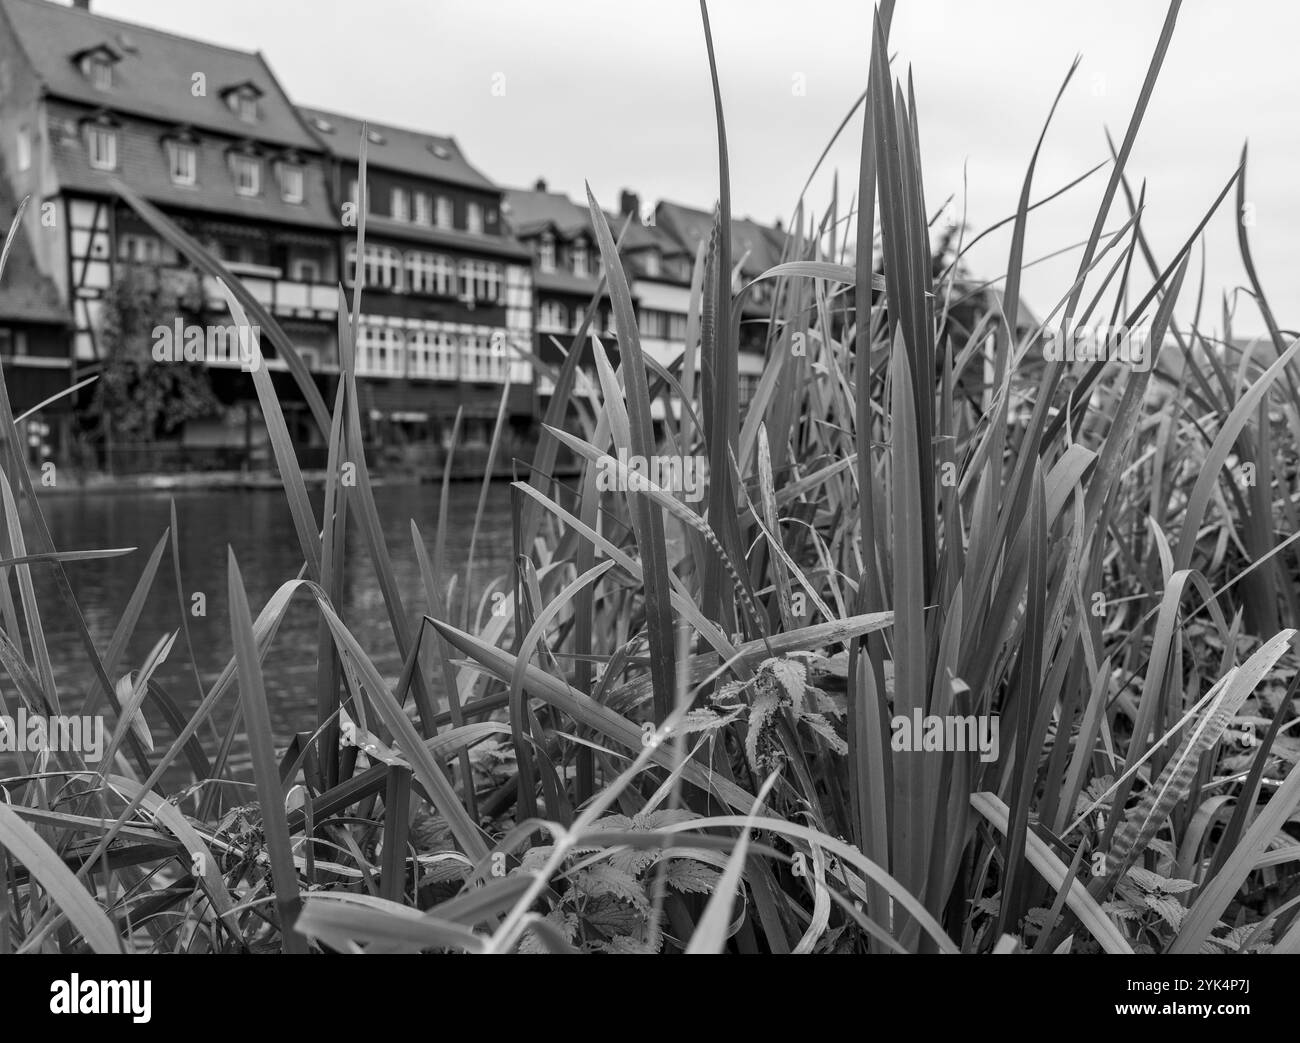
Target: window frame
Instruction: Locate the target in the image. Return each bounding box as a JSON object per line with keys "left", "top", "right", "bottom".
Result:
{"left": 231, "top": 153, "right": 261, "bottom": 197}
{"left": 86, "top": 125, "right": 117, "bottom": 171}
{"left": 168, "top": 141, "right": 197, "bottom": 186}
{"left": 278, "top": 162, "right": 304, "bottom": 204}
{"left": 391, "top": 186, "right": 409, "bottom": 222}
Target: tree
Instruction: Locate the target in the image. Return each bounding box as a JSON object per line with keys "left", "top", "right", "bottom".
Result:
{"left": 87, "top": 265, "right": 222, "bottom": 447}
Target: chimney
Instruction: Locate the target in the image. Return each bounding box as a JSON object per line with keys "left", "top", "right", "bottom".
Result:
{"left": 773, "top": 217, "right": 784, "bottom": 233}
{"left": 73, "top": 0, "right": 91, "bottom": 9}
{"left": 619, "top": 189, "right": 640, "bottom": 218}
{"left": 533, "top": 177, "right": 548, "bottom": 193}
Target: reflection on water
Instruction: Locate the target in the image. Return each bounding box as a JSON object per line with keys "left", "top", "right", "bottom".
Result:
{"left": 30, "top": 481, "right": 516, "bottom": 755}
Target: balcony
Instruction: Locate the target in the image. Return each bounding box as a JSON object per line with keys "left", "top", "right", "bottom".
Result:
{"left": 202, "top": 274, "right": 339, "bottom": 321}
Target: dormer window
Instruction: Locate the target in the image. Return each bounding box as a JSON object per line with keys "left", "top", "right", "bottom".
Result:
{"left": 89, "top": 56, "right": 112, "bottom": 89}
{"left": 572, "top": 239, "right": 589, "bottom": 279}
{"left": 230, "top": 153, "right": 261, "bottom": 196}
{"left": 168, "top": 141, "right": 197, "bottom": 186}
{"left": 539, "top": 233, "right": 555, "bottom": 273}
{"left": 86, "top": 125, "right": 117, "bottom": 170}
{"left": 222, "top": 83, "right": 264, "bottom": 124}
{"left": 278, "top": 162, "right": 303, "bottom": 204}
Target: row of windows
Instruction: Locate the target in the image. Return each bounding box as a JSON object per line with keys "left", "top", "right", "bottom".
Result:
{"left": 62, "top": 124, "right": 305, "bottom": 203}
{"left": 638, "top": 308, "right": 688, "bottom": 342}
{"left": 349, "top": 181, "right": 486, "bottom": 234}
{"left": 356, "top": 324, "right": 510, "bottom": 381}
{"left": 537, "top": 232, "right": 591, "bottom": 278}
{"left": 344, "top": 245, "right": 503, "bottom": 302}
{"left": 538, "top": 300, "right": 612, "bottom": 335}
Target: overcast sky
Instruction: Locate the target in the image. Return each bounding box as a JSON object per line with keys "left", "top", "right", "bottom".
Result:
{"left": 90, "top": 0, "right": 1299, "bottom": 334}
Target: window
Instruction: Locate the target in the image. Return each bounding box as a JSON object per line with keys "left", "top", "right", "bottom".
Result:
{"left": 458, "top": 259, "right": 501, "bottom": 304}
{"left": 231, "top": 154, "right": 260, "bottom": 196}
{"left": 572, "top": 239, "right": 589, "bottom": 278}
{"left": 431, "top": 331, "right": 457, "bottom": 379}
{"left": 16, "top": 127, "right": 30, "bottom": 172}
{"left": 279, "top": 163, "right": 303, "bottom": 203}
{"left": 391, "top": 187, "right": 409, "bottom": 221}
{"left": 539, "top": 233, "right": 556, "bottom": 273}
{"left": 357, "top": 324, "right": 403, "bottom": 377}
{"left": 0, "top": 330, "right": 27, "bottom": 357}
{"left": 168, "top": 142, "right": 197, "bottom": 186}
{"left": 461, "top": 332, "right": 496, "bottom": 381}
{"left": 347, "top": 178, "right": 359, "bottom": 206}
{"left": 434, "top": 196, "right": 452, "bottom": 229}
{"left": 407, "top": 328, "right": 459, "bottom": 380}
{"left": 290, "top": 258, "right": 320, "bottom": 282}
{"left": 345, "top": 243, "right": 403, "bottom": 291}
{"left": 539, "top": 300, "right": 567, "bottom": 332}
{"left": 86, "top": 126, "right": 116, "bottom": 170}
{"left": 118, "top": 235, "right": 162, "bottom": 264}
{"left": 641, "top": 250, "right": 660, "bottom": 277}
{"left": 413, "top": 192, "right": 431, "bottom": 225}
{"left": 465, "top": 201, "right": 483, "bottom": 234}
{"left": 405, "top": 251, "right": 455, "bottom": 296}
{"left": 229, "top": 91, "right": 259, "bottom": 123}
{"left": 87, "top": 56, "right": 113, "bottom": 91}
{"left": 407, "top": 329, "right": 433, "bottom": 379}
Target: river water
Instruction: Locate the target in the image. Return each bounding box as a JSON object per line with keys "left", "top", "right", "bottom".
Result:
{"left": 29, "top": 481, "right": 516, "bottom": 763}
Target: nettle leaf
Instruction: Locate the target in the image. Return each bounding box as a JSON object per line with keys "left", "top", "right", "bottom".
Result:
{"left": 1101, "top": 901, "right": 1143, "bottom": 921}
{"left": 745, "top": 688, "right": 782, "bottom": 771}
{"left": 581, "top": 895, "right": 646, "bottom": 940}
{"left": 798, "top": 711, "right": 848, "bottom": 755}
{"left": 763, "top": 657, "right": 808, "bottom": 706}
{"left": 1144, "top": 896, "right": 1186, "bottom": 931}
{"left": 635, "top": 809, "right": 700, "bottom": 830}
{"left": 597, "top": 934, "right": 662, "bottom": 954}
{"left": 586, "top": 814, "right": 635, "bottom": 834}
{"left": 679, "top": 706, "right": 742, "bottom": 734}
{"left": 664, "top": 858, "right": 722, "bottom": 895}
{"left": 1126, "top": 867, "right": 1196, "bottom": 894}
{"left": 574, "top": 864, "right": 650, "bottom": 913}
{"left": 517, "top": 846, "right": 555, "bottom": 874}
{"left": 1024, "top": 907, "right": 1054, "bottom": 931}
{"left": 519, "top": 910, "right": 579, "bottom": 954}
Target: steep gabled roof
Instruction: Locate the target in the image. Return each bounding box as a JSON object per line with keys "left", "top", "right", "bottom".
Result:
{"left": 299, "top": 107, "right": 497, "bottom": 193}
{"left": 503, "top": 186, "right": 672, "bottom": 253}
{"left": 0, "top": 0, "right": 318, "bottom": 149}
{"left": 655, "top": 200, "right": 786, "bottom": 277}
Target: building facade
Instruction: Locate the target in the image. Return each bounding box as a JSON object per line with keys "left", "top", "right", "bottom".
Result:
{"left": 0, "top": 0, "right": 342, "bottom": 468}
{"left": 300, "top": 107, "right": 533, "bottom": 463}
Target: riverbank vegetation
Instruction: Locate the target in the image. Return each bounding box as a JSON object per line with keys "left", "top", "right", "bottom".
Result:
{"left": 3, "top": 0, "right": 1300, "bottom": 954}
